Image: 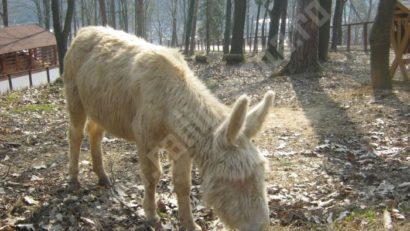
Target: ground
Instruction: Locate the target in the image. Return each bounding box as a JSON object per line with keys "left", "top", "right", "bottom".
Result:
{"left": 0, "top": 52, "right": 409, "bottom": 231}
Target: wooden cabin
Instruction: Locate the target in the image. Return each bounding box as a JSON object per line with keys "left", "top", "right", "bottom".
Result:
{"left": 0, "top": 24, "right": 58, "bottom": 77}
{"left": 391, "top": 0, "right": 410, "bottom": 81}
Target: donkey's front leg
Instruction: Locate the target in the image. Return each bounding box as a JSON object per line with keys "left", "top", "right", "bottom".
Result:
{"left": 138, "top": 145, "right": 162, "bottom": 225}
{"left": 172, "top": 153, "right": 201, "bottom": 231}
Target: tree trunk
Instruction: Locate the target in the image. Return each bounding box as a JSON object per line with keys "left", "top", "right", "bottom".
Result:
{"left": 93, "top": 0, "right": 98, "bottom": 25}
{"left": 80, "top": 0, "right": 85, "bottom": 26}
{"left": 370, "top": 0, "right": 396, "bottom": 90}
{"left": 278, "top": 0, "right": 288, "bottom": 57}
{"left": 261, "top": 1, "right": 269, "bottom": 50}
{"left": 366, "top": 0, "right": 373, "bottom": 21}
{"left": 253, "top": 1, "right": 262, "bottom": 53}
{"left": 206, "top": 0, "right": 211, "bottom": 54}
{"left": 51, "top": 0, "right": 75, "bottom": 75}
{"left": 189, "top": 0, "right": 199, "bottom": 55}
{"left": 223, "top": 0, "right": 232, "bottom": 54}
{"left": 184, "top": 0, "right": 195, "bottom": 55}
{"left": 281, "top": 0, "right": 320, "bottom": 75}
{"left": 98, "top": 0, "right": 108, "bottom": 26}
{"left": 34, "top": 0, "right": 43, "bottom": 26}
{"left": 288, "top": 0, "right": 297, "bottom": 45}
{"left": 181, "top": 0, "right": 188, "bottom": 47}
{"left": 136, "top": 0, "right": 145, "bottom": 37}
{"left": 119, "top": 0, "right": 128, "bottom": 32}
{"left": 264, "top": 0, "right": 285, "bottom": 61}
{"left": 110, "top": 0, "right": 116, "bottom": 28}
{"left": 44, "top": 0, "right": 51, "bottom": 30}
{"left": 348, "top": 0, "right": 362, "bottom": 22}
{"left": 230, "top": 0, "right": 246, "bottom": 55}
{"left": 331, "top": 0, "right": 346, "bottom": 51}
{"left": 171, "top": 0, "right": 178, "bottom": 46}
{"left": 73, "top": 3, "right": 78, "bottom": 36}
{"left": 318, "top": 0, "right": 332, "bottom": 62}
{"left": 246, "top": 0, "right": 250, "bottom": 49}
{"left": 2, "top": 0, "right": 8, "bottom": 27}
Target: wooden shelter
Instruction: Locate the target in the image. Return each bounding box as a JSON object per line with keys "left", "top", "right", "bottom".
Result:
{"left": 0, "top": 24, "right": 58, "bottom": 77}
{"left": 391, "top": 0, "right": 410, "bottom": 81}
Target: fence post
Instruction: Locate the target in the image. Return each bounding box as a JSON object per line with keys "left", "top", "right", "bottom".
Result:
{"left": 347, "top": 24, "right": 351, "bottom": 52}
{"left": 28, "top": 69, "right": 33, "bottom": 87}
{"left": 217, "top": 40, "right": 220, "bottom": 52}
{"left": 46, "top": 67, "right": 51, "bottom": 83}
{"left": 7, "top": 74, "right": 12, "bottom": 91}
{"left": 363, "top": 23, "right": 368, "bottom": 53}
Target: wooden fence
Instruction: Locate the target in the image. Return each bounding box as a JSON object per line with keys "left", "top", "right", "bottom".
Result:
{"left": 1, "top": 67, "right": 55, "bottom": 92}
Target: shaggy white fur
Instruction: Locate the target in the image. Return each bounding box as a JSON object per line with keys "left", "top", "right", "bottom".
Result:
{"left": 64, "top": 26, "right": 273, "bottom": 231}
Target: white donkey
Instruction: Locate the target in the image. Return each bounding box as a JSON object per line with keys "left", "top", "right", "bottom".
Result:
{"left": 63, "top": 26, "right": 273, "bottom": 231}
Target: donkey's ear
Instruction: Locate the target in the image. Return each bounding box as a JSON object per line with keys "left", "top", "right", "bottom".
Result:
{"left": 243, "top": 91, "right": 274, "bottom": 138}
{"left": 219, "top": 95, "right": 249, "bottom": 145}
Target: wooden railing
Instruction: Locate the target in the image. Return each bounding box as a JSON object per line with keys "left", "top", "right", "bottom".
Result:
{"left": 1, "top": 66, "right": 55, "bottom": 91}
{"left": 338, "top": 21, "right": 374, "bottom": 52}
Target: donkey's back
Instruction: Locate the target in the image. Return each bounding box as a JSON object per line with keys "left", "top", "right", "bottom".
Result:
{"left": 64, "top": 26, "right": 188, "bottom": 141}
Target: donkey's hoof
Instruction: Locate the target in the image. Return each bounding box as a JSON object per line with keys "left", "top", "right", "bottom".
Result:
{"left": 97, "top": 177, "right": 111, "bottom": 187}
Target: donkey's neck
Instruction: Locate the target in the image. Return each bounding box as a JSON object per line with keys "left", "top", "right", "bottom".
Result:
{"left": 167, "top": 83, "right": 226, "bottom": 166}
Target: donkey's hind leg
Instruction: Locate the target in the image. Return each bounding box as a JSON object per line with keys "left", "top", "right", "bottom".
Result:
{"left": 86, "top": 120, "right": 110, "bottom": 186}
{"left": 66, "top": 97, "right": 86, "bottom": 189}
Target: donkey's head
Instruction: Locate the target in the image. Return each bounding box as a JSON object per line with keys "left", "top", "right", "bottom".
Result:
{"left": 202, "top": 91, "right": 274, "bottom": 231}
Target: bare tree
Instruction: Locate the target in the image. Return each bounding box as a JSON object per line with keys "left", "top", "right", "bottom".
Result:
{"left": 171, "top": 0, "right": 178, "bottom": 46}
{"left": 32, "top": 0, "right": 43, "bottom": 26}
{"left": 318, "top": 0, "right": 332, "bottom": 62}
{"left": 280, "top": 0, "right": 320, "bottom": 75}
{"left": 331, "top": 0, "right": 346, "bottom": 51}
{"left": 223, "top": 0, "right": 232, "bottom": 54}
{"left": 230, "top": 0, "right": 247, "bottom": 55}
{"left": 264, "top": 0, "right": 286, "bottom": 61}
{"left": 260, "top": 0, "right": 270, "bottom": 50}
{"left": 370, "top": 0, "right": 396, "bottom": 90}
{"left": 189, "top": 0, "right": 199, "bottom": 55}
{"left": 184, "top": 0, "right": 196, "bottom": 54}
{"left": 110, "top": 0, "right": 116, "bottom": 28}
{"left": 52, "top": 0, "right": 75, "bottom": 74}
{"left": 135, "top": 0, "right": 145, "bottom": 38}
{"left": 253, "top": 0, "right": 262, "bottom": 53}
{"left": 366, "top": 0, "right": 373, "bottom": 20}
{"left": 98, "top": 0, "right": 108, "bottom": 26}
{"left": 119, "top": 0, "right": 128, "bottom": 32}
{"left": 278, "top": 0, "right": 288, "bottom": 56}
{"left": 44, "top": 0, "right": 51, "bottom": 30}
{"left": 205, "top": 0, "right": 211, "bottom": 54}
{"left": 1, "top": 0, "right": 8, "bottom": 27}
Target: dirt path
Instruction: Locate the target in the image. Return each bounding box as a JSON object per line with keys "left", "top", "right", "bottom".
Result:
{"left": 1, "top": 52, "right": 409, "bottom": 230}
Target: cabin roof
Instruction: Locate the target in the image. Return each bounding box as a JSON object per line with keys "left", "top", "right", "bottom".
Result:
{"left": 0, "top": 24, "right": 56, "bottom": 55}
{"left": 396, "top": 0, "right": 410, "bottom": 14}
{"left": 401, "top": 0, "right": 410, "bottom": 9}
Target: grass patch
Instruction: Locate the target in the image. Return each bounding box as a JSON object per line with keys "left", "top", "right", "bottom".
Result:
{"left": 344, "top": 209, "right": 378, "bottom": 223}
{"left": 203, "top": 78, "right": 219, "bottom": 90}
{"left": 333, "top": 209, "right": 381, "bottom": 231}
{"left": 12, "top": 104, "right": 55, "bottom": 113}
{"left": 279, "top": 159, "right": 294, "bottom": 167}
{"left": 0, "top": 91, "right": 22, "bottom": 107}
